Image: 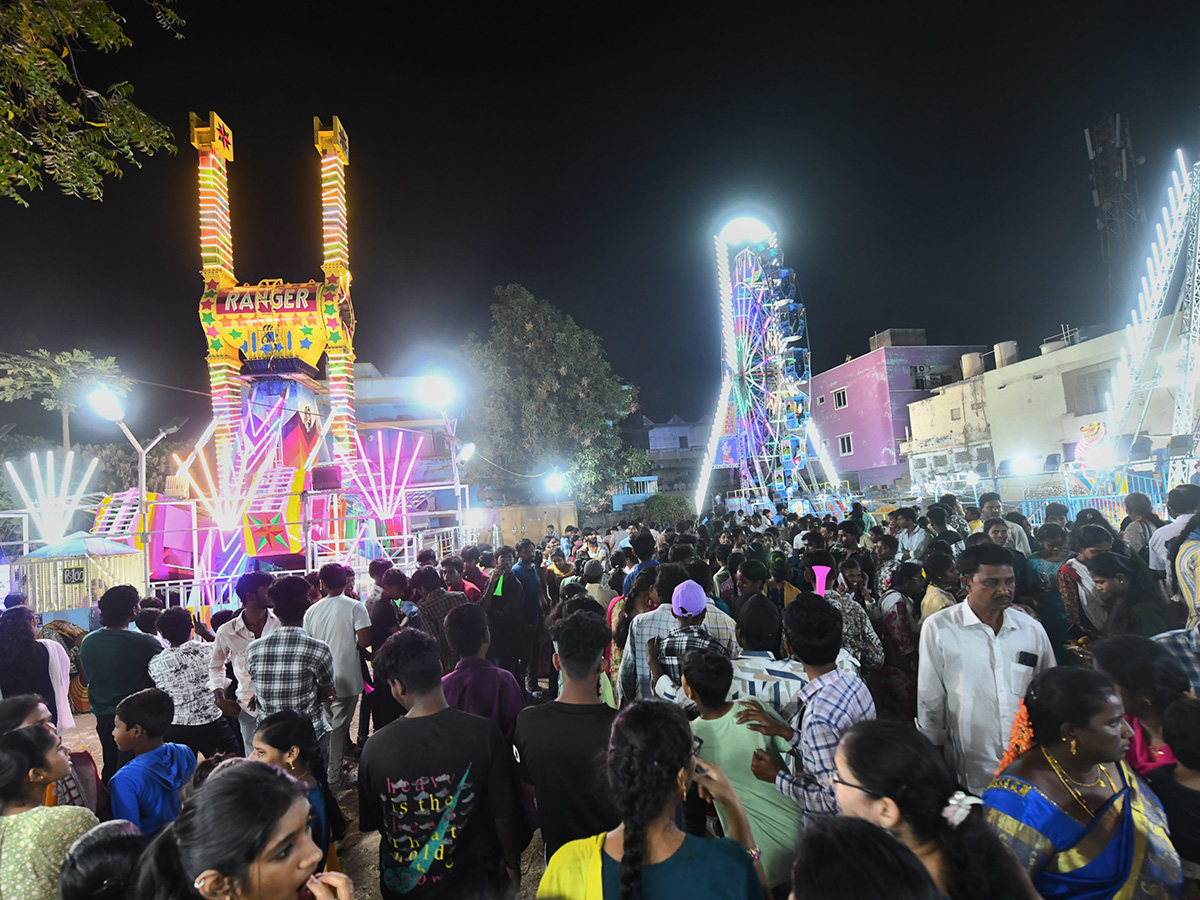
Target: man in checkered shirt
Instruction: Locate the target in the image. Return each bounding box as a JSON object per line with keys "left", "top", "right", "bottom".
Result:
{"left": 739, "top": 593, "right": 876, "bottom": 823}
{"left": 247, "top": 574, "right": 335, "bottom": 741}
{"left": 647, "top": 579, "right": 730, "bottom": 696}
{"left": 618, "top": 563, "right": 738, "bottom": 702}
{"left": 1154, "top": 622, "right": 1200, "bottom": 695}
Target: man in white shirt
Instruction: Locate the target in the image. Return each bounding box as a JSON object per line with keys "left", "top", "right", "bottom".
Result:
{"left": 917, "top": 541, "right": 1055, "bottom": 795}
{"left": 1149, "top": 484, "right": 1200, "bottom": 579}
{"left": 208, "top": 571, "right": 279, "bottom": 752}
{"left": 304, "top": 563, "right": 371, "bottom": 788}
{"left": 895, "top": 507, "right": 928, "bottom": 560}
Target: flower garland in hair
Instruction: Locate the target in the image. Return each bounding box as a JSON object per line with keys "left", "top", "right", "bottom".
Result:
{"left": 995, "top": 699, "right": 1033, "bottom": 775}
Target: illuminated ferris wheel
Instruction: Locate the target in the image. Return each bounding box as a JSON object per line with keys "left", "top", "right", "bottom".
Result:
{"left": 695, "top": 218, "right": 840, "bottom": 513}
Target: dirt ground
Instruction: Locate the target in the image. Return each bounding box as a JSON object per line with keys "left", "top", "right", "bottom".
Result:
{"left": 62, "top": 710, "right": 547, "bottom": 900}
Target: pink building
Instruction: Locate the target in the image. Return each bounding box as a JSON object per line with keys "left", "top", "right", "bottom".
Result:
{"left": 811, "top": 330, "right": 986, "bottom": 488}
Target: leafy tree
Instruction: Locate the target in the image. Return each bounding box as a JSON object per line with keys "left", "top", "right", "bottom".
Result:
{"left": 642, "top": 492, "right": 695, "bottom": 527}
{"left": 462, "top": 285, "right": 650, "bottom": 512}
{"left": 0, "top": 0, "right": 182, "bottom": 205}
{"left": 77, "top": 435, "right": 188, "bottom": 495}
{"left": 0, "top": 349, "right": 130, "bottom": 449}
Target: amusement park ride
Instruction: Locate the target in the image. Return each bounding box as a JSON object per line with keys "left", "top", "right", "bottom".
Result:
{"left": 695, "top": 218, "right": 842, "bottom": 516}
{"left": 1106, "top": 148, "right": 1200, "bottom": 485}
{"left": 82, "top": 112, "right": 458, "bottom": 608}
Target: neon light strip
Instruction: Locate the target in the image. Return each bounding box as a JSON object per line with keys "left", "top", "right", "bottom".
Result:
{"left": 197, "top": 150, "right": 234, "bottom": 279}
{"left": 5, "top": 451, "right": 99, "bottom": 544}
{"left": 1107, "top": 149, "right": 1194, "bottom": 433}
{"left": 807, "top": 419, "right": 841, "bottom": 488}
{"left": 695, "top": 376, "right": 732, "bottom": 514}
{"left": 321, "top": 154, "right": 348, "bottom": 269}
{"left": 336, "top": 430, "right": 424, "bottom": 522}
{"left": 172, "top": 398, "right": 287, "bottom": 533}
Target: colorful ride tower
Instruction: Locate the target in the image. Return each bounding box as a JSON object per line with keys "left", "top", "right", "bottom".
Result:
{"left": 189, "top": 111, "right": 356, "bottom": 558}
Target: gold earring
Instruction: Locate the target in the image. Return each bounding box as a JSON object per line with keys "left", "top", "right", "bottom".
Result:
{"left": 1070, "top": 739, "right": 1077, "bottom": 756}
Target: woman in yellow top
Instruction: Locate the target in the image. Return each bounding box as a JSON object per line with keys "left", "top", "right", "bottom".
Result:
{"left": 0, "top": 725, "right": 98, "bottom": 900}
{"left": 918, "top": 552, "right": 959, "bottom": 626}
{"left": 539, "top": 700, "right": 764, "bottom": 900}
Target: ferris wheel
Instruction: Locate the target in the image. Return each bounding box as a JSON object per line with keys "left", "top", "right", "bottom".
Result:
{"left": 695, "top": 218, "right": 840, "bottom": 513}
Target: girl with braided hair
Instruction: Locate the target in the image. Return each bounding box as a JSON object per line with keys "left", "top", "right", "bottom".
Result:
{"left": 538, "top": 699, "right": 761, "bottom": 900}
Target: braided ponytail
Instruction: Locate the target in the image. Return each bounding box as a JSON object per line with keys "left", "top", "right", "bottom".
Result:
{"left": 606, "top": 701, "right": 692, "bottom": 900}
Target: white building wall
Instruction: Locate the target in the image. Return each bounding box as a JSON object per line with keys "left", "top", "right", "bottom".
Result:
{"left": 648, "top": 423, "right": 709, "bottom": 452}
{"left": 903, "top": 318, "right": 1189, "bottom": 483}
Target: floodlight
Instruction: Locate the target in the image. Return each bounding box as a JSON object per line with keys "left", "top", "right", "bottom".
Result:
{"left": 88, "top": 388, "right": 125, "bottom": 423}
{"left": 546, "top": 471, "right": 566, "bottom": 493}
{"left": 457, "top": 442, "right": 476, "bottom": 463}
{"left": 718, "top": 217, "right": 772, "bottom": 245}
{"left": 1013, "top": 456, "right": 1040, "bottom": 476}
{"left": 419, "top": 374, "right": 454, "bottom": 409}
{"left": 160, "top": 417, "right": 189, "bottom": 436}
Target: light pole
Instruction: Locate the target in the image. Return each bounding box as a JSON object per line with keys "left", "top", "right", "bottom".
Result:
{"left": 545, "top": 470, "right": 566, "bottom": 533}
{"left": 89, "top": 388, "right": 187, "bottom": 595}
{"left": 419, "top": 374, "right": 470, "bottom": 541}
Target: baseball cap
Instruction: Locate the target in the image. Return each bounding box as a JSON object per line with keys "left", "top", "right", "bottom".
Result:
{"left": 671, "top": 580, "right": 708, "bottom": 617}
{"left": 583, "top": 559, "right": 603, "bottom": 579}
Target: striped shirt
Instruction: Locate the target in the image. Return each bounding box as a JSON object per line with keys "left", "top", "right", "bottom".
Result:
{"left": 731, "top": 649, "right": 860, "bottom": 724}
{"left": 776, "top": 668, "right": 876, "bottom": 821}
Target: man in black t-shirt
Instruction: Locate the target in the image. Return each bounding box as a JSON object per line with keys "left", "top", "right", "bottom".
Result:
{"left": 359, "top": 630, "right": 524, "bottom": 899}
{"left": 514, "top": 610, "right": 618, "bottom": 859}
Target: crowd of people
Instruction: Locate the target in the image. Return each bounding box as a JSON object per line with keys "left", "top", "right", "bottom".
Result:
{"left": 0, "top": 491, "right": 1197, "bottom": 900}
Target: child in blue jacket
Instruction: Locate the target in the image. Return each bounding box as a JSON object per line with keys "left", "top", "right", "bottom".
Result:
{"left": 110, "top": 688, "right": 196, "bottom": 835}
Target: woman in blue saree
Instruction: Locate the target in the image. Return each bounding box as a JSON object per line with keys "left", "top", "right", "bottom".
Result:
{"left": 984, "top": 667, "right": 1183, "bottom": 899}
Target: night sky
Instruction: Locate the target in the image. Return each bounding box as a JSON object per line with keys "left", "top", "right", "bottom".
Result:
{"left": 3, "top": 2, "right": 1200, "bottom": 446}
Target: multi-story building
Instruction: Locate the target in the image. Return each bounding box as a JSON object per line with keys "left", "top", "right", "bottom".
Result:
{"left": 810, "top": 329, "right": 987, "bottom": 489}
{"left": 901, "top": 322, "right": 1179, "bottom": 490}
{"left": 642, "top": 414, "right": 710, "bottom": 495}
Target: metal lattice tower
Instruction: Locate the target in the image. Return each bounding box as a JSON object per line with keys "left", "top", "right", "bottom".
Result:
{"left": 1107, "top": 150, "right": 1200, "bottom": 484}
{"left": 1086, "top": 115, "right": 1147, "bottom": 321}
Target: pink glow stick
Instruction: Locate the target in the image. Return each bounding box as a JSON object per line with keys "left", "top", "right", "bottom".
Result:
{"left": 812, "top": 565, "right": 832, "bottom": 596}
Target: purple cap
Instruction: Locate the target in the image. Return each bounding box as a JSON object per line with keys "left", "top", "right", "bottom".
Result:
{"left": 671, "top": 580, "right": 708, "bottom": 617}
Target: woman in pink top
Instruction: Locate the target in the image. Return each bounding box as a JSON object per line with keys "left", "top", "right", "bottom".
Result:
{"left": 1093, "top": 634, "right": 1191, "bottom": 776}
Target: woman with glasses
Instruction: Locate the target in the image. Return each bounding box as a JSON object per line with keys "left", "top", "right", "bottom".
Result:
{"left": 538, "top": 699, "right": 763, "bottom": 899}
{"left": 833, "top": 719, "right": 1036, "bottom": 900}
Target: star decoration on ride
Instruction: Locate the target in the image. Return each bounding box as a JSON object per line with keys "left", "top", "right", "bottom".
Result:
{"left": 247, "top": 511, "right": 290, "bottom": 552}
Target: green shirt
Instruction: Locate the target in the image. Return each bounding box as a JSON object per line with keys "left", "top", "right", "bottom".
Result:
{"left": 691, "top": 706, "right": 803, "bottom": 888}
{"left": 79, "top": 628, "right": 163, "bottom": 715}
{"left": 0, "top": 805, "right": 98, "bottom": 900}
